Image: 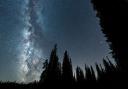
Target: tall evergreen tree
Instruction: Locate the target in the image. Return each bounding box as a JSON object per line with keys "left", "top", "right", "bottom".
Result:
{"left": 40, "top": 45, "right": 61, "bottom": 84}
{"left": 76, "top": 66, "right": 84, "bottom": 83}
{"left": 95, "top": 63, "right": 104, "bottom": 80}
{"left": 85, "top": 65, "right": 96, "bottom": 82}
{"left": 62, "top": 51, "right": 73, "bottom": 84}
{"left": 48, "top": 45, "right": 61, "bottom": 81}
{"left": 40, "top": 59, "right": 48, "bottom": 83}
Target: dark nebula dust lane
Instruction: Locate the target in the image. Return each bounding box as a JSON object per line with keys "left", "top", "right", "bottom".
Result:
{"left": 0, "top": 0, "right": 113, "bottom": 83}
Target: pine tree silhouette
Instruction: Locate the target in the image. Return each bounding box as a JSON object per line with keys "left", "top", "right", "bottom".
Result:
{"left": 76, "top": 66, "right": 84, "bottom": 83}
{"left": 85, "top": 65, "right": 96, "bottom": 82}
{"left": 62, "top": 51, "right": 73, "bottom": 85}
{"left": 76, "top": 66, "right": 85, "bottom": 88}
{"left": 40, "top": 59, "right": 48, "bottom": 83}
{"left": 40, "top": 45, "right": 61, "bottom": 87}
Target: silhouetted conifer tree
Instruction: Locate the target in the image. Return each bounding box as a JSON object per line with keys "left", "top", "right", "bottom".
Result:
{"left": 40, "top": 59, "right": 48, "bottom": 83}
{"left": 90, "top": 66, "right": 96, "bottom": 82}
{"left": 40, "top": 45, "right": 61, "bottom": 85}
{"left": 85, "top": 65, "right": 96, "bottom": 82}
{"left": 95, "top": 63, "right": 104, "bottom": 80}
{"left": 84, "top": 65, "right": 97, "bottom": 88}
{"left": 48, "top": 45, "right": 61, "bottom": 81}
{"left": 76, "top": 66, "right": 84, "bottom": 83}
{"left": 62, "top": 51, "right": 73, "bottom": 85}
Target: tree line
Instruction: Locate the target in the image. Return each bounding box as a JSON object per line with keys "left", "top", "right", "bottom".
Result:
{"left": 0, "top": 45, "right": 126, "bottom": 89}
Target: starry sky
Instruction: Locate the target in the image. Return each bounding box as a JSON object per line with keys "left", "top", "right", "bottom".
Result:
{"left": 0, "top": 0, "right": 113, "bottom": 82}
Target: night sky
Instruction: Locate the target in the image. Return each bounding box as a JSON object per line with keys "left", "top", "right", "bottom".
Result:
{"left": 0, "top": 0, "right": 113, "bottom": 82}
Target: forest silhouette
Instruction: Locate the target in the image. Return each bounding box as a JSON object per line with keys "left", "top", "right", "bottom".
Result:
{"left": 0, "top": 0, "right": 128, "bottom": 89}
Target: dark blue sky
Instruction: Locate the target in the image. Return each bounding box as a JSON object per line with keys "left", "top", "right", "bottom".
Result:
{"left": 0, "top": 0, "right": 113, "bottom": 82}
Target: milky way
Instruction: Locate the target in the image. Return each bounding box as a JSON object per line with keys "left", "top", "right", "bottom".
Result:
{"left": 19, "top": 0, "right": 44, "bottom": 82}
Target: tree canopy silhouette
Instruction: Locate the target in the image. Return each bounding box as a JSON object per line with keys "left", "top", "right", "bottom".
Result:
{"left": 91, "top": 0, "right": 128, "bottom": 71}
